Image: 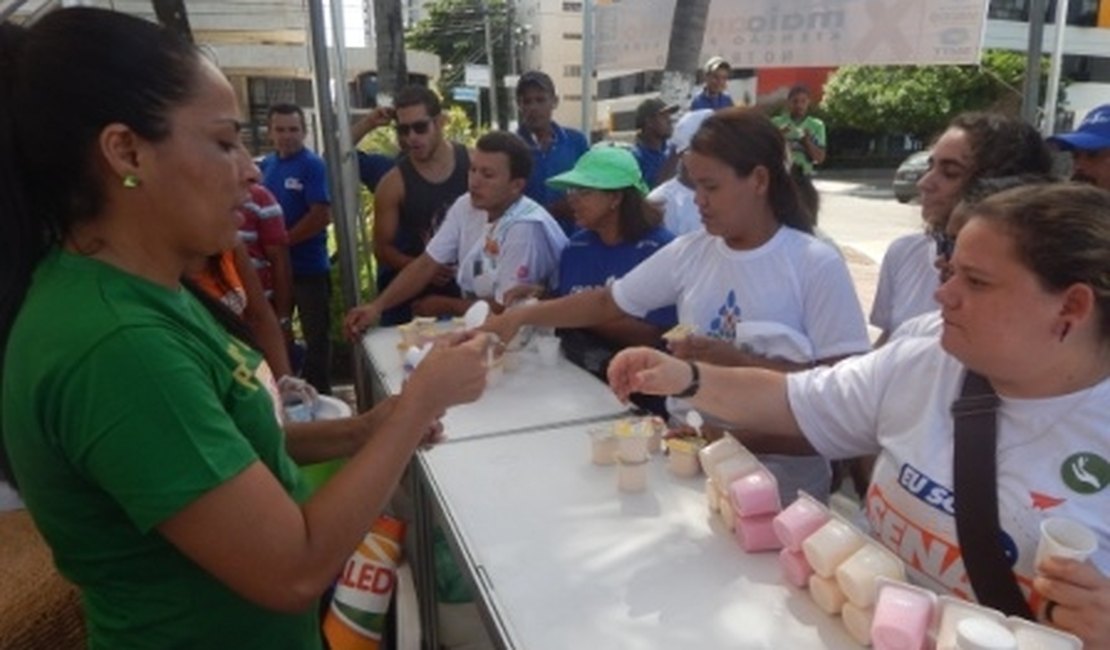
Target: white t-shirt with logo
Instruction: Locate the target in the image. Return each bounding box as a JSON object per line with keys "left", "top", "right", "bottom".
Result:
{"left": 612, "top": 227, "right": 870, "bottom": 359}
{"left": 425, "top": 194, "right": 566, "bottom": 305}
{"left": 612, "top": 226, "right": 871, "bottom": 503}
{"left": 871, "top": 232, "right": 940, "bottom": 334}
{"left": 788, "top": 336, "right": 1110, "bottom": 606}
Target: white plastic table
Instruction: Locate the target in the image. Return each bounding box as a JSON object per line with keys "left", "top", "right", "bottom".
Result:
{"left": 419, "top": 423, "right": 863, "bottom": 650}
{"left": 361, "top": 327, "right": 631, "bottom": 441}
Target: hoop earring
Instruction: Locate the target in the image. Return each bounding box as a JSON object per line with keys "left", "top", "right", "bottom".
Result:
{"left": 122, "top": 174, "right": 140, "bottom": 189}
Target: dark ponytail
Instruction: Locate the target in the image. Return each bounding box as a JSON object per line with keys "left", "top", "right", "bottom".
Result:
{"left": 1, "top": 8, "right": 201, "bottom": 485}
{"left": 0, "top": 22, "right": 33, "bottom": 485}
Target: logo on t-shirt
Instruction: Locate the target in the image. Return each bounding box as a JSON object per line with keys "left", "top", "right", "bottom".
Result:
{"left": 284, "top": 177, "right": 304, "bottom": 192}
{"left": 1060, "top": 453, "right": 1109, "bottom": 495}
{"left": 898, "top": 463, "right": 955, "bottom": 516}
{"left": 709, "top": 290, "right": 742, "bottom": 341}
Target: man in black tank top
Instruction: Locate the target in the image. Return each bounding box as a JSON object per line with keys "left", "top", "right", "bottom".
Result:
{"left": 372, "top": 86, "right": 469, "bottom": 325}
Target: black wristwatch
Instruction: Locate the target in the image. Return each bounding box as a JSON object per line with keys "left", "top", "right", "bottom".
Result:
{"left": 673, "top": 360, "right": 700, "bottom": 398}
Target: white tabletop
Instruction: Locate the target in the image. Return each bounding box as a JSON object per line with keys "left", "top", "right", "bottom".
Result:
{"left": 361, "top": 327, "right": 631, "bottom": 441}
{"left": 420, "top": 423, "right": 863, "bottom": 650}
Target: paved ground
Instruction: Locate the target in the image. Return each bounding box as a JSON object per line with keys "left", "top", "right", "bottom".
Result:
{"left": 813, "top": 169, "right": 922, "bottom": 339}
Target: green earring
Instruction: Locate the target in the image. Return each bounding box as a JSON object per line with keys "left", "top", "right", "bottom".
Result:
{"left": 122, "top": 174, "right": 140, "bottom": 189}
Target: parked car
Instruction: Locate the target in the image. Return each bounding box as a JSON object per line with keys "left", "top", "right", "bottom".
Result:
{"left": 892, "top": 150, "right": 930, "bottom": 203}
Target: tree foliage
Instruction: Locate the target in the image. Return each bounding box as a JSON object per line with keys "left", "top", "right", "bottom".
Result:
{"left": 821, "top": 50, "right": 1045, "bottom": 140}
{"left": 405, "top": 0, "right": 514, "bottom": 126}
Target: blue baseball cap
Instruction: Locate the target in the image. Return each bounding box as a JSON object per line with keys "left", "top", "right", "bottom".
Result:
{"left": 1048, "top": 104, "right": 1110, "bottom": 151}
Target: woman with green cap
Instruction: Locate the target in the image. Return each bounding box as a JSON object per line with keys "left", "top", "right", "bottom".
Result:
{"left": 504, "top": 145, "right": 677, "bottom": 410}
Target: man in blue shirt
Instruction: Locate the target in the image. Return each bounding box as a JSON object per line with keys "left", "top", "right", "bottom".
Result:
{"left": 260, "top": 103, "right": 333, "bottom": 394}
{"left": 690, "top": 56, "right": 734, "bottom": 111}
{"left": 515, "top": 70, "right": 589, "bottom": 236}
{"left": 631, "top": 98, "right": 678, "bottom": 188}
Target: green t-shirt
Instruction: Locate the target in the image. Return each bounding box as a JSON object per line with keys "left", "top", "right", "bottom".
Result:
{"left": 772, "top": 113, "right": 827, "bottom": 175}
{"left": 2, "top": 250, "right": 321, "bottom": 650}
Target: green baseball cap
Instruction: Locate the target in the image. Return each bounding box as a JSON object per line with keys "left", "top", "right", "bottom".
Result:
{"left": 546, "top": 145, "right": 649, "bottom": 195}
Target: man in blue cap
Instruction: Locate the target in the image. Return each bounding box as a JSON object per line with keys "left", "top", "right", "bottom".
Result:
{"left": 1048, "top": 104, "right": 1110, "bottom": 191}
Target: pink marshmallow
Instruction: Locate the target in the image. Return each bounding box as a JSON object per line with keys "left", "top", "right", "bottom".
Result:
{"left": 779, "top": 547, "right": 814, "bottom": 588}
{"left": 728, "top": 467, "right": 781, "bottom": 517}
{"left": 734, "top": 513, "right": 782, "bottom": 553}
{"left": 871, "top": 583, "right": 934, "bottom": 650}
{"left": 773, "top": 493, "right": 830, "bottom": 551}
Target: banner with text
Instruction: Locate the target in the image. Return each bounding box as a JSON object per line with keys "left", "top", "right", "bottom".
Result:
{"left": 596, "top": 0, "right": 990, "bottom": 70}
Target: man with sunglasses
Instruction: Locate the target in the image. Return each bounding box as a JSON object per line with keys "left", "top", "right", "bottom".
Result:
{"left": 1048, "top": 104, "right": 1110, "bottom": 192}
{"left": 261, "top": 103, "right": 333, "bottom": 394}
{"left": 371, "top": 86, "right": 470, "bottom": 325}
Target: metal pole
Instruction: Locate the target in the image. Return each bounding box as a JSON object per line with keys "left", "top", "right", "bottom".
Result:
{"left": 507, "top": 3, "right": 519, "bottom": 128}
{"left": 306, "top": 0, "right": 368, "bottom": 399}
{"left": 581, "top": 0, "right": 595, "bottom": 137}
{"left": 481, "top": 0, "right": 500, "bottom": 128}
{"left": 1021, "top": 0, "right": 1047, "bottom": 126}
{"left": 1042, "top": 0, "right": 1070, "bottom": 136}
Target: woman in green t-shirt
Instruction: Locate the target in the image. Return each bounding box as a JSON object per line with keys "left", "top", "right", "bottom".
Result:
{"left": 0, "top": 8, "right": 491, "bottom": 649}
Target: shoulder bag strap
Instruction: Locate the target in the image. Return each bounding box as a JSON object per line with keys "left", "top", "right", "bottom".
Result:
{"left": 951, "top": 369, "right": 1034, "bottom": 619}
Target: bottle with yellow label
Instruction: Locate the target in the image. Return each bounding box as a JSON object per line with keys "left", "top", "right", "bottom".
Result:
{"left": 323, "top": 515, "right": 406, "bottom": 650}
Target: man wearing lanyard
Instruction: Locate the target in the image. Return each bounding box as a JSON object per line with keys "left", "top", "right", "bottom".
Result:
{"left": 514, "top": 70, "right": 589, "bottom": 236}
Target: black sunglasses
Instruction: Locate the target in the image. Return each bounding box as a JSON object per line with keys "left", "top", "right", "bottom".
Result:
{"left": 395, "top": 119, "right": 432, "bottom": 136}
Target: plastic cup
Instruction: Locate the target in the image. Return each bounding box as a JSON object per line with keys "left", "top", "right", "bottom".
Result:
{"left": 665, "top": 438, "right": 703, "bottom": 478}
{"left": 1008, "top": 616, "right": 1083, "bottom": 650}
{"left": 734, "top": 513, "right": 781, "bottom": 552}
{"left": 1035, "top": 517, "right": 1098, "bottom": 568}
{"left": 773, "top": 491, "right": 831, "bottom": 552}
{"left": 284, "top": 399, "right": 313, "bottom": 423}
{"left": 705, "top": 478, "right": 719, "bottom": 513}
{"left": 535, "top": 335, "right": 561, "bottom": 366}
{"left": 955, "top": 617, "right": 1017, "bottom": 650}
{"left": 801, "top": 517, "right": 867, "bottom": 578}
{"left": 588, "top": 427, "right": 617, "bottom": 465}
{"left": 809, "top": 573, "right": 847, "bottom": 615}
{"left": 728, "top": 467, "right": 781, "bottom": 517}
{"left": 835, "top": 542, "right": 906, "bottom": 608}
{"left": 645, "top": 417, "right": 666, "bottom": 455}
{"left": 720, "top": 497, "right": 736, "bottom": 531}
{"left": 617, "top": 459, "right": 648, "bottom": 492}
{"left": 778, "top": 547, "right": 814, "bottom": 588}
{"left": 871, "top": 582, "right": 935, "bottom": 650}
{"left": 697, "top": 435, "right": 743, "bottom": 476}
{"left": 842, "top": 601, "right": 874, "bottom": 646}
{"left": 710, "top": 452, "right": 761, "bottom": 491}
{"left": 617, "top": 434, "right": 649, "bottom": 463}
{"left": 936, "top": 597, "right": 1008, "bottom": 650}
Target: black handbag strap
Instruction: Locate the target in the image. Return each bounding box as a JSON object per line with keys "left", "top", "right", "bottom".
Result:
{"left": 952, "top": 370, "right": 1035, "bottom": 620}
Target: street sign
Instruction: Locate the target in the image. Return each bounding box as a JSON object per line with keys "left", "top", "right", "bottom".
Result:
{"left": 465, "top": 64, "right": 491, "bottom": 88}
{"left": 453, "top": 86, "right": 480, "bottom": 103}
